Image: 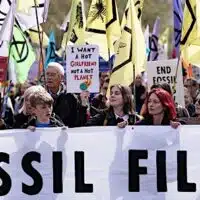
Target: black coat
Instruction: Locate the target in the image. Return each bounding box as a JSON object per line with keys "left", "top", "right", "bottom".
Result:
{"left": 52, "top": 91, "right": 87, "bottom": 128}
{"left": 13, "top": 112, "right": 31, "bottom": 129}
{"left": 135, "top": 116, "right": 178, "bottom": 125}
{"left": 13, "top": 112, "right": 64, "bottom": 129}
{"left": 2, "top": 106, "right": 14, "bottom": 129}
{"left": 86, "top": 109, "right": 141, "bottom": 126}
{"left": 22, "top": 116, "right": 64, "bottom": 128}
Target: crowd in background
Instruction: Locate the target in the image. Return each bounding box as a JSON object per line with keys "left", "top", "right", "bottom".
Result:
{"left": 0, "top": 62, "right": 199, "bottom": 131}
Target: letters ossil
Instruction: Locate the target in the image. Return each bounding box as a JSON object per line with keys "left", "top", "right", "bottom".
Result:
{"left": 0, "top": 150, "right": 196, "bottom": 196}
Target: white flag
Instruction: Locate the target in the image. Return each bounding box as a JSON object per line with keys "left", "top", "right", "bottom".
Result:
{"left": 158, "top": 43, "right": 168, "bottom": 60}
{"left": 0, "top": 41, "right": 8, "bottom": 56}
{"left": 60, "top": 9, "right": 71, "bottom": 31}
{"left": 0, "top": 0, "right": 16, "bottom": 41}
{"left": 8, "top": 57, "right": 17, "bottom": 84}
{"left": 0, "top": 0, "right": 15, "bottom": 41}
{"left": 144, "top": 24, "right": 150, "bottom": 53}
{"left": 15, "top": 0, "right": 50, "bottom": 31}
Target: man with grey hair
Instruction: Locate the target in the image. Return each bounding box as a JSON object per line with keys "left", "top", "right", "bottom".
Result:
{"left": 45, "top": 62, "right": 88, "bottom": 127}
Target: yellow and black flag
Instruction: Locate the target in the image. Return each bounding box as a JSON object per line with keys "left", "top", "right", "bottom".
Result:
{"left": 106, "top": 0, "right": 121, "bottom": 55}
{"left": 117, "top": 0, "right": 143, "bottom": 54}
{"left": 26, "top": 26, "right": 49, "bottom": 47}
{"left": 86, "top": 0, "right": 121, "bottom": 61}
{"left": 108, "top": 0, "right": 146, "bottom": 91}
{"left": 121, "top": 0, "right": 144, "bottom": 29}
{"left": 10, "top": 25, "right": 36, "bottom": 83}
{"left": 181, "top": 0, "right": 200, "bottom": 48}
{"left": 180, "top": 0, "right": 200, "bottom": 65}
{"left": 57, "top": 0, "right": 86, "bottom": 56}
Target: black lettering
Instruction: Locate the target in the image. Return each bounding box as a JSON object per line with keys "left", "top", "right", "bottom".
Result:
{"left": 0, "top": 153, "right": 11, "bottom": 196}
{"left": 160, "top": 66, "right": 166, "bottom": 74}
{"left": 129, "top": 150, "right": 148, "bottom": 192}
{"left": 157, "top": 76, "right": 162, "bottom": 83}
{"left": 53, "top": 152, "right": 63, "bottom": 193}
{"left": 157, "top": 67, "right": 161, "bottom": 74}
{"left": 75, "top": 152, "right": 93, "bottom": 193}
{"left": 157, "top": 151, "right": 167, "bottom": 192}
{"left": 153, "top": 77, "right": 156, "bottom": 85}
{"left": 166, "top": 66, "right": 171, "bottom": 73}
{"left": 166, "top": 76, "right": 171, "bottom": 84}
{"left": 22, "top": 152, "right": 43, "bottom": 195}
{"left": 174, "top": 76, "right": 177, "bottom": 84}
{"left": 177, "top": 151, "right": 196, "bottom": 192}
{"left": 163, "top": 76, "right": 166, "bottom": 82}
{"left": 77, "top": 48, "right": 83, "bottom": 52}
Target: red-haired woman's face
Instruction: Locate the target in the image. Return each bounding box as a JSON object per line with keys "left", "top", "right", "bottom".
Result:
{"left": 148, "top": 93, "right": 164, "bottom": 116}
{"left": 109, "top": 86, "right": 123, "bottom": 108}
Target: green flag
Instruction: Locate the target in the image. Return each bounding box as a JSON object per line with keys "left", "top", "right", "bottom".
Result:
{"left": 10, "top": 25, "right": 36, "bottom": 83}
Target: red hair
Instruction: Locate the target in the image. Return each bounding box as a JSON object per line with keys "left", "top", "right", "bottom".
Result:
{"left": 142, "top": 88, "right": 177, "bottom": 121}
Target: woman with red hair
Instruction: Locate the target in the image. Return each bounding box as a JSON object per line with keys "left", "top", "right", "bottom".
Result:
{"left": 136, "top": 88, "right": 180, "bottom": 127}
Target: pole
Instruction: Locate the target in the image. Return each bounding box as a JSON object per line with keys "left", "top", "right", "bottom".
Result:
{"left": 108, "top": 48, "right": 112, "bottom": 71}
{"left": 172, "top": 54, "right": 181, "bottom": 102}
{"left": 33, "top": 0, "right": 46, "bottom": 86}
{"left": 7, "top": 0, "right": 16, "bottom": 83}
{"left": 132, "top": 64, "right": 137, "bottom": 122}
{"left": 1, "top": 0, "right": 16, "bottom": 116}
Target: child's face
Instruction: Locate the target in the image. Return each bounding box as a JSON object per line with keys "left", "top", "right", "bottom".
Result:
{"left": 32, "top": 104, "right": 53, "bottom": 123}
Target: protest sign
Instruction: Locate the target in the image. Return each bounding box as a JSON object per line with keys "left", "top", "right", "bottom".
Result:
{"left": 1, "top": 126, "right": 200, "bottom": 199}
{"left": 147, "top": 59, "right": 185, "bottom": 106}
{"left": 66, "top": 45, "right": 99, "bottom": 93}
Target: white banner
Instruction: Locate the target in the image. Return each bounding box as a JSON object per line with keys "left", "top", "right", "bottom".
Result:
{"left": 147, "top": 59, "right": 185, "bottom": 107}
{"left": 66, "top": 45, "right": 99, "bottom": 93}
{"left": 0, "top": 126, "right": 200, "bottom": 199}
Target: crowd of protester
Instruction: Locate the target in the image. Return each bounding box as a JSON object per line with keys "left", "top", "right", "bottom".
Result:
{"left": 0, "top": 62, "right": 199, "bottom": 131}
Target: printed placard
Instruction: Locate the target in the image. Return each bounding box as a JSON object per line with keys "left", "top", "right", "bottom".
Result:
{"left": 147, "top": 59, "right": 185, "bottom": 107}
{"left": 66, "top": 45, "right": 99, "bottom": 93}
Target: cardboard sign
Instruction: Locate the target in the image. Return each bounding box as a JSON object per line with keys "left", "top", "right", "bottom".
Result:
{"left": 66, "top": 45, "right": 99, "bottom": 93}
{"left": 147, "top": 59, "right": 185, "bottom": 107}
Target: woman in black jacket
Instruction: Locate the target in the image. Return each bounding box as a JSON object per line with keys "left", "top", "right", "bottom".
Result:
{"left": 136, "top": 88, "right": 180, "bottom": 128}
{"left": 86, "top": 84, "right": 141, "bottom": 127}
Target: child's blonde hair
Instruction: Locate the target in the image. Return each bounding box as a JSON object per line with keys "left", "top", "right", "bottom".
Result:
{"left": 29, "top": 91, "right": 53, "bottom": 108}
{"left": 20, "top": 86, "right": 46, "bottom": 114}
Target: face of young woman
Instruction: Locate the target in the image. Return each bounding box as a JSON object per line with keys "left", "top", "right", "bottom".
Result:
{"left": 109, "top": 86, "right": 124, "bottom": 108}
{"left": 148, "top": 93, "right": 164, "bottom": 116}
{"left": 195, "top": 99, "right": 200, "bottom": 115}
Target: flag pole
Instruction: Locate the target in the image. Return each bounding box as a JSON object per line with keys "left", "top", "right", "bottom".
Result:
{"left": 172, "top": 53, "right": 181, "bottom": 104}
{"left": 133, "top": 63, "right": 137, "bottom": 122}
{"left": 38, "top": 25, "right": 44, "bottom": 84}
{"left": 7, "top": 0, "right": 16, "bottom": 84}
{"left": 1, "top": 0, "right": 16, "bottom": 115}
{"left": 108, "top": 49, "right": 111, "bottom": 71}
{"left": 33, "top": 0, "right": 46, "bottom": 87}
